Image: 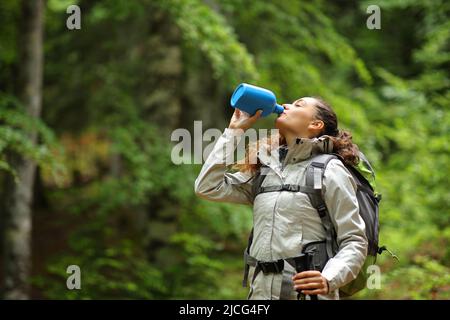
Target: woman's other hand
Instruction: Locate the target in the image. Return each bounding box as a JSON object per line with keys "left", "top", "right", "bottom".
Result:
{"left": 292, "top": 270, "right": 329, "bottom": 295}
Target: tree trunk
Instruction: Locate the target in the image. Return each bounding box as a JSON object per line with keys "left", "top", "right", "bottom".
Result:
{"left": 2, "top": 0, "right": 44, "bottom": 300}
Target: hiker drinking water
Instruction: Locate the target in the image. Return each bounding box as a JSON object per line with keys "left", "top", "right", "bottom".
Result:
{"left": 194, "top": 96, "right": 371, "bottom": 300}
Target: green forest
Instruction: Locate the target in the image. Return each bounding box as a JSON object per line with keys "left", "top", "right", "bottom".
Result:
{"left": 0, "top": 0, "right": 449, "bottom": 299}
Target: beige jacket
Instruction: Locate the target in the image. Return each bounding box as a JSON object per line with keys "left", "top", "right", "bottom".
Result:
{"left": 194, "top": 128, "right": 368, "bottom": 300}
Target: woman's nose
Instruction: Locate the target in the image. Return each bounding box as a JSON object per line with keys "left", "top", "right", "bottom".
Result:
{"left": 282, "top": 104, "right": 290, "bottom": 111}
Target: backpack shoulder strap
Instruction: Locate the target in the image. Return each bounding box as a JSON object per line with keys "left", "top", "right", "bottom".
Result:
{"left": 305, "top": 153, "right": 340, "bottom": 258}
{"left": 251, "top": 164, "right": 270, "bottom": 199}
{"left": 242, "top": 226, "right": 254, "bottom": 287}
{"left": 305, "top": 153, "right": 339, "bottom": 190}
{"left": 243, "top": 165, "right": 267, "bottom": 287}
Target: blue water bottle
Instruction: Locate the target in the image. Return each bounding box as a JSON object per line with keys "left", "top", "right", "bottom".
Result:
{"left": 230, "top": 83, "right": 284, "bottom": 117}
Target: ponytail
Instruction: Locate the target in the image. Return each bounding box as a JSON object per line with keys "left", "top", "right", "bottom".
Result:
{"left": 313, "top": 97, "right": 360, "bottom": 166}
{"left": 329, "top": 129, "right": 360, "bottom": 166}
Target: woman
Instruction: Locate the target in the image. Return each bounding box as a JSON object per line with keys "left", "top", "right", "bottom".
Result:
{"left": 194, "top": 97, "right": 368, "bottom": 300}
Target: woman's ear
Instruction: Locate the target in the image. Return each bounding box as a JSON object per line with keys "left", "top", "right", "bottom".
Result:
{"left": 309, "top": 119, "right": 325, "bottom": 131}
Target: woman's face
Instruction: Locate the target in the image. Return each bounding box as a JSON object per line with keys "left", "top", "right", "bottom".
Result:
{"left": 275, "top": 97, "right": 324, "bottom": 138}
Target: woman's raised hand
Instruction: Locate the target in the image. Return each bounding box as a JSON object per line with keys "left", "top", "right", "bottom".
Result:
{"left": 228, "top": 108, "right": 263, "bottom": 131}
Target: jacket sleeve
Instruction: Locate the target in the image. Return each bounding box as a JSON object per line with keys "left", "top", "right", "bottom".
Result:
{"left": 320, "top": 159, "right": 368, "bottom": 293}
{"left": 194, "top": 128, "right": 255, "bottom": 205}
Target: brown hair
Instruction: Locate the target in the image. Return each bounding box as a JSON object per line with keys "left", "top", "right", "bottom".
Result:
{"left": 232, "top": 97, "right": 360, "bottom": 174}
{"left": 313, "top": 97, "right": 360, "bottom": 166}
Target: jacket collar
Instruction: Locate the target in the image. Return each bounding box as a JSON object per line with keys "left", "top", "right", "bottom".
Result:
{"left": 258, "top": 135, "right": 334, "bottom": 167}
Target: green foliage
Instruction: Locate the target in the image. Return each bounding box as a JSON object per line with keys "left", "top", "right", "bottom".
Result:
{"left": 0, "top": 1, "right": 20, "bottom": 72}
{"left": 155, "top": 0, "right": 258, "bottom": 85}
{"left": 35, "top": 118, "right": 253, "bottom": 298}
{"left": 34, "top": 232, "right": 167, "bottom": 299}
{"left": 352, "top": 0, "right": 450, "bottom": 299}
{"left": 0, "top": 93, "right": 64, "bottom": 182}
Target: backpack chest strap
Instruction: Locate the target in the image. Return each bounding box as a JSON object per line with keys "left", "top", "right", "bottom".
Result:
{"left": 256, "top": 184, "right": 316, "bottom": 195}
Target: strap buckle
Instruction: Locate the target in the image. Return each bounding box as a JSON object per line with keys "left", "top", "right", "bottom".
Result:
{"left": 257, "top": 260, "right": 284, "bottom": 274}
{"left": 377, "top": 246, "right": 399, "bottom": 261}
{"left": 282, "top": 184, "right": 300, "bottom": 192}
{"left": 316, "top": 204, "right": 327, "bottom": 217}
{"left": 375, "top": 193, "right": 382, "bottom": 203}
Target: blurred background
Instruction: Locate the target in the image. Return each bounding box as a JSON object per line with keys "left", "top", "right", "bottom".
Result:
{"left": 0, "top": 0, "right": 448, "bottom": 299}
